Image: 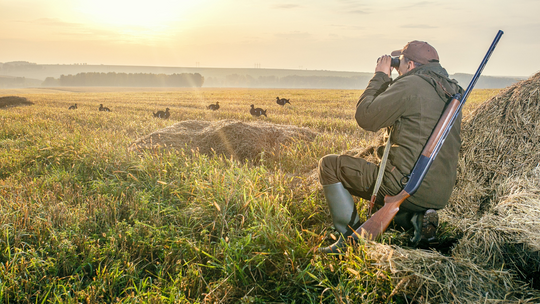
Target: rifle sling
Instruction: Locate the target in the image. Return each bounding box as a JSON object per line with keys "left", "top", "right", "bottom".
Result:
{"left": 369, "top": 129, "right": 393, "bottom": 212}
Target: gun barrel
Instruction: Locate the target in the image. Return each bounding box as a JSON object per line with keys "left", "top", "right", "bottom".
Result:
{"left": 461, "top": 30, "right": 504, "bottom": 105}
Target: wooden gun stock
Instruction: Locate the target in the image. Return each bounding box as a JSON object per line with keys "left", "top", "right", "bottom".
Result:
{"left": 355, "top": 190, "right": 410, "bottom": 241}
{"left": 353, "top": 30, "right": 504, "bottom": 242}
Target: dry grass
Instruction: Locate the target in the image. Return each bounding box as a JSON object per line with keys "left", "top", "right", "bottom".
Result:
{"left": 363, "top": 242, "right": 535, "bottom": 303}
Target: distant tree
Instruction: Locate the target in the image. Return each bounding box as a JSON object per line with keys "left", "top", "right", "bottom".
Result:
{"left": 42, "top": 77, "right": 59, "bottom": 86}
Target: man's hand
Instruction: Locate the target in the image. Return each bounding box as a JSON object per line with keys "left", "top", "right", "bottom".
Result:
{"left": 375, "top": 55, "right": 392, "bottom": 78}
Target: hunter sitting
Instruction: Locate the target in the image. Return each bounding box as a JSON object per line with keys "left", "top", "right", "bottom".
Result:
{"left": 318, "top": 41, "right": 464, "bottom": 253}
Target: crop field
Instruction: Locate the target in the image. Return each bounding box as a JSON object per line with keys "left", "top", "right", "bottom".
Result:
{"left": 0, "top": 87, "right": 501, "bottom": 303}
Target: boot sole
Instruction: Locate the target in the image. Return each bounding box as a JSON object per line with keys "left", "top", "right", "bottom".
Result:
{"left": 421, "top": 209, "right": 439, "bottom": 242}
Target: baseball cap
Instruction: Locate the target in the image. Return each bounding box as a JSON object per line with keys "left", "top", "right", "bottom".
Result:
{"left": 391, "top": 41, "right": 439, "bottom": 65}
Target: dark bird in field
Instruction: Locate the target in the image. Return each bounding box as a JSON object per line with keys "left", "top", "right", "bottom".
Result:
{"left": 276, "top": 97, "right": 290, "bottom": 106}
{"left": 153, "top": 108, "right": 170, "bottom": 119}
{"left": 207, "top": 102, "right": 220, "bottom": 111}
{"left": 250, "top": 104, "right": 267, "bottom": 117}
{"left": 68, "top": 104, "right": 77, "bottom": 110}
{"left": 99, "top": 104, "right": 111, "bottom": 112}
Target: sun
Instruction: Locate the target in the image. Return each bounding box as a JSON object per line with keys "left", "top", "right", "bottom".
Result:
{"left": 76, "top": 0, "right": 199, "bottom": 28}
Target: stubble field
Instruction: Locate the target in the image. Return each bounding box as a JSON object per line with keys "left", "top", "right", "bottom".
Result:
{"left": 0, "top": 87, "right": 500, "bottom": 303}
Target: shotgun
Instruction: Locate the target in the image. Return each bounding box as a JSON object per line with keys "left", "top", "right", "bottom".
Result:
{"left": 353, "top": 30, "right": 504, "bottom": 242}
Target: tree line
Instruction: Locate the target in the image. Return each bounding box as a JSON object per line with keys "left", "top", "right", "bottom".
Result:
{"left": 204, "top": 74, "right": 373, "bottom": 89}
{"left": 42, "top": 72, "right": 204, "bottom": 87}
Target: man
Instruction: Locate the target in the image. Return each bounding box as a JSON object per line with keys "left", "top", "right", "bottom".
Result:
{"left": 318, "top": 41, "right": 464, "bottom": 253}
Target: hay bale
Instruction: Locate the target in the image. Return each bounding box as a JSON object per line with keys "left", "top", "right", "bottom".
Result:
{"left": 129, "top": 119, "right": 317, "bottom": 162}
{"left": 364, "top": 242, "right": 536, "bottom": 303}
{"left": 449, "top": 168, "right": 540, "bottom": 289}
{"left": 437, "top": 71, "right": 540, "bottom": 295}
{"left": 0, "top": 96, "right": 33, "bottom": 109}
{"left": 448, "top": 71, "right": 540, "bottom": 217}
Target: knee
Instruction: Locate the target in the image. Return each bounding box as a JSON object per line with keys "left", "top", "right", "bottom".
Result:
{"left": 318, "top": 154, "right": 340, "bottom": 185}
{"left": 318, "top": 154, "right": 338, "bottom": 175}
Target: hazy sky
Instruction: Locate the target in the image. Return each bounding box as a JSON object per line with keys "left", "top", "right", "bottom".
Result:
{"left": 1, "top": 0, "right": 539, "bottom": 77}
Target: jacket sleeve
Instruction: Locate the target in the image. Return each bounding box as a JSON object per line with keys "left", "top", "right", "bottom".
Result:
{"left": 356, "top": 72, "right": 410, "bottom": 132}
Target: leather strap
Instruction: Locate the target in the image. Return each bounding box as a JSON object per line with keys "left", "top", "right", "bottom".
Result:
{"left": 368, "top": 128, "right": 393, "bottom": 216}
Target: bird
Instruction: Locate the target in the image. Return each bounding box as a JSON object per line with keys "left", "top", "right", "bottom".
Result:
{"left": 250, "top": 104, "right": 267, "bottom": 117}
{"left": 276, "top": 97, "right": 291, "bottom": 106}
{"left": 68, "top": 104, "right": 77, "bottom": 110}
{"left": 207, "top": 102, "right": 220, "bottom": 111}
{"left": 153, "top": 108, "right": 170, "bottom": 119}
{"left": 99, "top": 104, "right": 111, "bottom": 112}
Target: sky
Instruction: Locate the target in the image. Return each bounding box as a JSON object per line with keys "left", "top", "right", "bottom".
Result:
{"left": 1, "top": 0, "right": 539, "bottom": 77}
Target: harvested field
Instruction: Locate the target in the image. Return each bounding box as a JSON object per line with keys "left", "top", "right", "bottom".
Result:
{"left": 2, "top": 86, "right": 538, "bottom": 303}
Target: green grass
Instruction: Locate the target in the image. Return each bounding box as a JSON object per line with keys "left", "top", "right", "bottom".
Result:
{"left": 0, "top": 87, "right": 498, "bottom": 303}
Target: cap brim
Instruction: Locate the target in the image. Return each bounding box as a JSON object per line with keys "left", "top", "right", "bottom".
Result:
{"left": 391, "top": 50, "right": 402, "bottom": 56}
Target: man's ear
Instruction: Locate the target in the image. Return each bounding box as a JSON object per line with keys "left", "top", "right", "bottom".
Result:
{"left": 408, "top": 61, "right": 415, "bottom": 71}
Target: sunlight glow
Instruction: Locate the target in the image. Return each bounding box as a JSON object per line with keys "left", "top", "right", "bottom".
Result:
{"left": 76, "top": 0, "right": 198, "bottom": 28}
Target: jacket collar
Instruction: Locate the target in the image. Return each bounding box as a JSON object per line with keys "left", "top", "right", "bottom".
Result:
{"left": 394, "top": 62, "right": 449, "bottom": 82}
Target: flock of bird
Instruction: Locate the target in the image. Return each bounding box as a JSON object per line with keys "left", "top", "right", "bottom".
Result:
{"left": 205, "top": 96, "right": 290, "bottom": 117}
{"left": 67, "top": 96, "right": 291, "bottom": 119}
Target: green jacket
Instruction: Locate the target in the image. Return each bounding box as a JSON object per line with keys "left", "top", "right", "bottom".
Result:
{"left": 356, "top": 63, "right": 464, "bottom": 210}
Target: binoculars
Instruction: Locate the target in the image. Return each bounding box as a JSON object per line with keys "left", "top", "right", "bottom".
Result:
{"left": 390, "top": 57, "right": 400, "bottom": 68}
{"left": 378, "top": 56, "right": 401, "bottom": 68}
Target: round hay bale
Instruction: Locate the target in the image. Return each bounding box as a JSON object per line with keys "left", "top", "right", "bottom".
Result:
{"left": 0, "top": 96, "right": 33, "bottom": 109}
{"left": 129, "top": 119, "right": 318, "bottom": 162}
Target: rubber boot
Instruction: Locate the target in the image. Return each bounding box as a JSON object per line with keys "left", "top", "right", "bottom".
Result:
{"left": 318, "top": 183, "right": 361, "bottom": 254}
{"left": 392, "top": 211, "right": 414, "bottom": 231}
